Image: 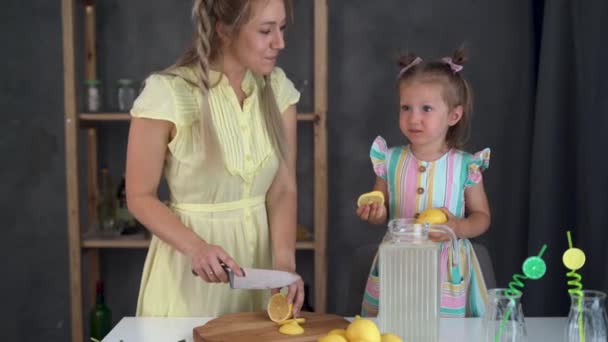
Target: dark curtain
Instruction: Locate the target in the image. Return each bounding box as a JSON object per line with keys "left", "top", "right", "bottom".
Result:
{"left": 517, "top": 0, "right": 608, "bottom": 316}
{"left": 329, "top": 0, "right": 608, "bottom": 317}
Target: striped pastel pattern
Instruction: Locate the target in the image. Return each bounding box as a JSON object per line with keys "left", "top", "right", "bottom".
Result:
{"left": 361, "top": 136, "right": 490, "bottom": 317}
{"left": 370, "top": 136, "right": 488, "bottom": 219}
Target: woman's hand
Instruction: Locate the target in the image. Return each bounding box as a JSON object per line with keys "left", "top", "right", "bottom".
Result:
{"left": 356, "top": 202, "right": 387, "bottom": 225}
{"left": 190, "top": 240, "right": 243, "bottom": 283}
{"left": 271, "top": 272, "right": 305, "bottom": 317}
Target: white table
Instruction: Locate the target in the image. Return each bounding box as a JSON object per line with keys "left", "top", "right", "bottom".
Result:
{"left": 103, "top": 316, "right": 567, "bottom": 342}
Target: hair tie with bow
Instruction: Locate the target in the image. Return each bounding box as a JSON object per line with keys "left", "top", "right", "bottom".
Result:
{"left": 441, "top": 57, "right": 463, "bottom": 73}
{"left": 397, "top": 57, "right": 423, "bottom": 78}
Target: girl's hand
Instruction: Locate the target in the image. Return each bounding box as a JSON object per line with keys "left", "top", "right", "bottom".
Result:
{"left": 190, "top": 240, "right": 243, "bottom": 283}
{"left": 271, "top": 273, "right": 305, "bottom": 317}
{"left": 356, "top": 202, "right": 387, "bottom": 225}
{"left": 429, "top": 207, "right": 463, "bottom": 241}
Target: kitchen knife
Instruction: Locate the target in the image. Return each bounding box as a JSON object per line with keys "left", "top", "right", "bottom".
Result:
{"left": 225, "top": 265, "right": 300, "bottom": 290}
{"left": 192, "top": 264, "right": 300, "bottom": 290}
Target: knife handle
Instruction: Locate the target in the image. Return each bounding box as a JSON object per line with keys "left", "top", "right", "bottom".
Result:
{"left": 190, "top": 262, "right": 236, "bottom": 277}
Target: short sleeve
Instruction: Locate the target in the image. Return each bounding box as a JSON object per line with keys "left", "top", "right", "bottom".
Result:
{"left": 465, "top": 148, "right": 491, "bottom": 187}
{"left": 270, "top": 67, "right": 300, "bottom": 114}
{"left": 370, "top": 136, "right": 389, "bottom": 180}
{"left": 130, "top": 74, "right": 177, "bottom": 124}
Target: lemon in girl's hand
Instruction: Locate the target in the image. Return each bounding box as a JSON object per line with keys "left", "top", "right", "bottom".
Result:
{"left": 416, "top": 207, "right": 448, "bottom": 224}
{"left": 357, "top": 191, "right": 385, "bottom": 207}
{"left": 346, "top": 315, "right": 381, "bottom": 342}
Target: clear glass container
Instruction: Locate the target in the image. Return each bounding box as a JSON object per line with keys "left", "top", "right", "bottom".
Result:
{"left": 96, "top": 168, "right": 116, "bottom": 235}
{"left": 117, "top": 78, "right": 136, "bottom": 112}
{"left": 84, "top": 79, "right": 102, "bottom": 112}
{"left": 378, "top": 218, "right": 458, "bottom": 342}
{"left": 483, "top": 288, "right": 527, "bottom": 342}
{"left": 565, "top": 290, "right": 608, "bottom": 342}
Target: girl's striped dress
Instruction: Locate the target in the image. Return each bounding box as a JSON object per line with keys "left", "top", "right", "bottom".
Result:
{"left": 361, "top": 136, "right": 491, "bottom": 318}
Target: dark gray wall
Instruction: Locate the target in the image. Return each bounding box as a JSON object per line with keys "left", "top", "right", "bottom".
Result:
{"left": 2, "top": 0, "right": 71, "bottom": 340}
{"left": 4, "top": 0, "right": 537, "bottom": 340}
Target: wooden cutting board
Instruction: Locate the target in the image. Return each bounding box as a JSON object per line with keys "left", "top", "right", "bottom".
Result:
{"left": 193, "top": 311, "right": 350, "bottom": 342}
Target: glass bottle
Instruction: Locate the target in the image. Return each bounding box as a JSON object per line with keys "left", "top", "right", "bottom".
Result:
{"left": 483, "top": 288, "right": 527, "bottom": 342}
{"left": 90, "top": 280, "right": 112, "bottom": 340}
{"left": 115, "top": 175, "right": 136, "bottom": 233}
{"left": 84, "top": 79, "right": 102, "bottom": 112}
{"left": 565, "top": 290, "right": 608, "bottom": 342}
{"left": 97, "top": 168, "right": 116, "bottom": 235}
{"left": 378, "top": 218, "right": 458, "bottom": 342}
{"left": 117, "top": 78, "right": 136, "bottom": 112}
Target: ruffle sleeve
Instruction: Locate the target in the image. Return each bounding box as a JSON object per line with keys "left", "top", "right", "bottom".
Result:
{"left": 465, "top": 148, "right": 491, "bottom": 187}
{"left": 370, "top": 136, "right": 389, "bottom": 180}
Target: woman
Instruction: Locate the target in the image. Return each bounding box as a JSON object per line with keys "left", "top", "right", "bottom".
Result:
{"left": 126, "top": 0, "right": 304, "bottom": 317}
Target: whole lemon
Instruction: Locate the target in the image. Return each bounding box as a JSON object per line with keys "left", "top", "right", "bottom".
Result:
{"left": 381, "top": 333, "right": 403, "bottom": 342}
{"left": 346, "top": 316, "right": 381, "bottom": 342}
{"left": 317, "top": 334, "right": 348, "bottom": 342}
{"left": 328, "top": 328, "right": 347, "bottom": 338}
{"left": 416, "top": 207, "right": 448, "bottom": 224}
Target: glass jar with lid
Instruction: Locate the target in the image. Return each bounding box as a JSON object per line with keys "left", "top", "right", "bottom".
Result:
{"left": 117, "top": 78, "right": 136, "bottom": 112}
{"left": 84, "top": 79, "right": 102, "bottom": 112}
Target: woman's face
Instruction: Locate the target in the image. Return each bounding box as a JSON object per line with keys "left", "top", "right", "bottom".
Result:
{"left": 223, "top": 0, "right": 287, "bottom": 75}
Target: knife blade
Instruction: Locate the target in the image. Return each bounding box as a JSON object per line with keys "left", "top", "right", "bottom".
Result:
{"left": 225, "top": 266, "right": 300, "bottom": 290}
{"left": 191, "top": 264, "right": 300, "bottom": 290}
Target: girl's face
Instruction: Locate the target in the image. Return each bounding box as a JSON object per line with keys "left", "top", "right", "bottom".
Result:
{"left": 221, "top": 0, "right": 287, "bottom": 75}
{"left": 398, "top": 81, "right": 463, "bottom": 151}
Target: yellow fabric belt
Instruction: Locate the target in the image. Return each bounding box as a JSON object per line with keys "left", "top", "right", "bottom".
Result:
{"left": 170, "top": 195, "right": 265, "bottom": 212}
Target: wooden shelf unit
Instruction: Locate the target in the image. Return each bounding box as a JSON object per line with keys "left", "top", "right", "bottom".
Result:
{"left": 61, "top": 1, "right": 328, "bottom": 341}
{"left": 79, "top": 112, "right": 319, "bottom": 122}
{"left": 81, "top": 235, "right": 316, "bottom": 250}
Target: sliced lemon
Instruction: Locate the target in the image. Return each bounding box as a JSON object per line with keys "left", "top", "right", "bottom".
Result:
{"left": 278, "top": 321, "right": 304, "bottom": 335}
{"left": 277, "top": 317, "right": 306, "bottom": 326}
{"left": 267, "top": 293, "right": 293, "bottom": 323}
{"left": 357, "top": 191, "right": 385, "bottom": 207}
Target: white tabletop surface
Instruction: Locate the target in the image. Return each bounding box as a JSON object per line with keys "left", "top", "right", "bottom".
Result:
{"left": 102, "top": 316, "right": 567, "bottom": 342}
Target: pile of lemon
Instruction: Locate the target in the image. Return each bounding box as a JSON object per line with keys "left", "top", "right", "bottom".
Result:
{"left": 267, "top": 294, "right": 401, "bottom": 341}
{"left": 317, "top": 316, "right": 401, "bottom": 342}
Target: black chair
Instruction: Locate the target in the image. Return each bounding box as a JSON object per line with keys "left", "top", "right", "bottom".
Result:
{"left": 344, "top": 241, "right": 496, "bottom": 316}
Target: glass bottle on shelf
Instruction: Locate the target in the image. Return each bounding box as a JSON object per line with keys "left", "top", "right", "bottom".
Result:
{"left": 90, "top": 280, "right": 112, "bottom": 341}
{"left": 96, "top": 168, "right": 116, "bottom": 235}
{"left": 84, "top": 79, "right": 102, "bottom": 112}
{"left": 117, "top": 78, "right": 136, "bottom": 112}
{"left": 115, "top": 175, "right": 136, "bottom": 234}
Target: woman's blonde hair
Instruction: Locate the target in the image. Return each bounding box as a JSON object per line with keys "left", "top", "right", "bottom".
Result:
{"left": 165, "top": 0, "right": 292, "bottom": 167}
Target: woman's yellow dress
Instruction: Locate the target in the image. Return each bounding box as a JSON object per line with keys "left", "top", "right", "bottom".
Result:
{"left": 130, "top": 66, "right": 299, "bottom": 316}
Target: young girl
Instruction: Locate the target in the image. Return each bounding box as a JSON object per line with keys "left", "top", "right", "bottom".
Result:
{"left": 356, "top": 48, "right": 491, "bottom": 317}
